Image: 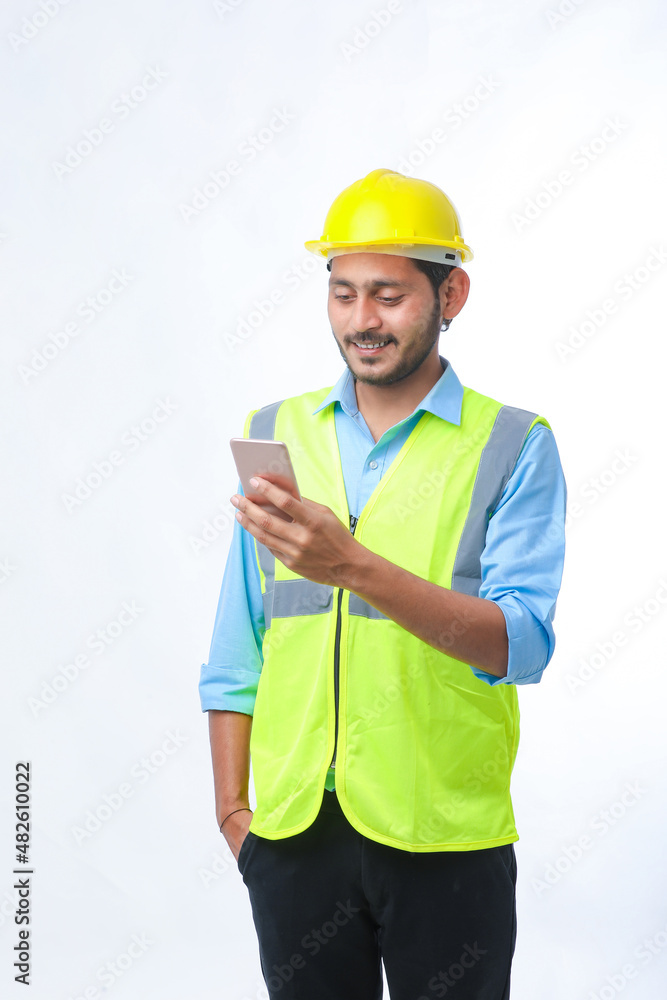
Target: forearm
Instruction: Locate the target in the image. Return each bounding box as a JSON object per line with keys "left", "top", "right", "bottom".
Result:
{"left": 208, "top": 709, "right": 252, "bottom": 827}
{"left": 343, "top": 547, "right": 509, "bottom": 677}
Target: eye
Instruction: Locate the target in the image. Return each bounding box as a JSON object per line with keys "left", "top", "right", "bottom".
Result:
{"left": 334, "top": 294, "right": 354, "bottom": 301}
{"left": 378, "top": 296, "right": 402, "bottom": 304}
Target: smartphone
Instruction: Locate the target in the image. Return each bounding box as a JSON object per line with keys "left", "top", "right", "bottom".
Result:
{"left": 230, "top": 438, "right": 302, "bottom": 523}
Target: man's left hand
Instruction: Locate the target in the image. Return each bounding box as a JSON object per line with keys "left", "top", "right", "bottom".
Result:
{"left": 230, "top": 477, "right": 360, "bottom": 588}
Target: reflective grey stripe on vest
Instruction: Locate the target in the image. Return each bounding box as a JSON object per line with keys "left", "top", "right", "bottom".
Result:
{"left": 249, "top": 401, "right": 334, "bottom": 626}
{"left": 349, "top": 593, "right": 388, "bottom": 619}
{"left": 450, "top": 405, "right": 538, "bottom": 597}
{"left": 274, "top": 579, "right": 334, "bottom": 616}
{"left": 249, "top": 402, "right": 283, "bottom": 628}
{"left": 249, "top": 399, "right": 283, "bottom": 441}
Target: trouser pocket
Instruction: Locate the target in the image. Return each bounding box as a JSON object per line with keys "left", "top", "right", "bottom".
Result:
{"left": 237, "top": 831, "right": 255, "bottom": 878}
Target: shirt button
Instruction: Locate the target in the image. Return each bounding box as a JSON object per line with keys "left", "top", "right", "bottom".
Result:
{"left": 369, "top": 460, "right": 378, "bottom": 470}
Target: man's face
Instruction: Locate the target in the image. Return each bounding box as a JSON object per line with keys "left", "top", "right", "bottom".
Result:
{"left": 327, "top": 253, "right": 444, "bottom": 386}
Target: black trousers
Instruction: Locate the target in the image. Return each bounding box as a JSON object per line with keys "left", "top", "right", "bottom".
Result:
{"left": 237, "top": 789, "right": 517, "bottom": 1000}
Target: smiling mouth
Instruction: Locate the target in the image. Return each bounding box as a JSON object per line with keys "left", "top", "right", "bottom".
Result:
{"left": 350, "top": 340, "right": 393, "bottom": 353}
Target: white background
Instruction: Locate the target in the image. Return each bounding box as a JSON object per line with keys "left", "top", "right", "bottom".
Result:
{"left": 2, "top": 1, "right": 666, "bottom": 998}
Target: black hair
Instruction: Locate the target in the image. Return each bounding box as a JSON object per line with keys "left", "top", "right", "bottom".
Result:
{"left": 326, "top": 256, "right": 456, "bottom": 332}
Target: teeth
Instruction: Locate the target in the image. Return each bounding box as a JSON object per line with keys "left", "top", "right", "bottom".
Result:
{"left": 355, "top": 341, "right": 388, "bottom": 349}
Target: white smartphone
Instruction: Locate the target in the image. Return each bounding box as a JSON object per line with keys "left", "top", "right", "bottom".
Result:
{"left": 230, "top": 438, "right": 301, "bottom": 523}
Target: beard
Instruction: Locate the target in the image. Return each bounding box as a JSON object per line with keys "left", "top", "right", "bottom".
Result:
{"left": 334, "top": 296, "right": 443, "bottom": 387}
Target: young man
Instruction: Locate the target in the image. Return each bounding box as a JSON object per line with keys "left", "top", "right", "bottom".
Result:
{"left": 200, "top": 169, "right": 566, "bottom": 999}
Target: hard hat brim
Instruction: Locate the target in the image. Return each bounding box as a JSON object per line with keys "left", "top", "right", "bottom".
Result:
{"left": 304, "top": 236, "right": 474, "bottom": 262}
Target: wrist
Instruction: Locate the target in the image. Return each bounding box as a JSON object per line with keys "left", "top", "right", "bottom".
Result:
{"left": 217, "top": 799, "right": 250, "bottom": 828}
{"left": 340, "top": 542, "right": 379, "bottom": 593}
{"left": 219, "top": 806, "right": 252, "bottom": 833}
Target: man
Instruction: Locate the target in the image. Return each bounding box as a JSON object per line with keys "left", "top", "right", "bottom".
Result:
{"left": 200, "top": 168, "right": 566, "bottom": 999}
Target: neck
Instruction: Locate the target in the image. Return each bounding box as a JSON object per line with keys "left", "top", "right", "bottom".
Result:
{"left": 353, "top": 350, "right": 446, "bottom": 425}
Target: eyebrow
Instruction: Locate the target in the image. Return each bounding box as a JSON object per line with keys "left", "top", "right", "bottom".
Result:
{"left": 329, "top": 277, "right": 415, "bottom": 290}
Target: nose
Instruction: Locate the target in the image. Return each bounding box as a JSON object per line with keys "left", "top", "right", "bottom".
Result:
{"left": 351, "top": 294, "right": 382, "bottom": 336}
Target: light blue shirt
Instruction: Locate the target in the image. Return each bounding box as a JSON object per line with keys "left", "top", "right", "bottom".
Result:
{"left": 199, "top": 358, "right": 566, "bottom": 790}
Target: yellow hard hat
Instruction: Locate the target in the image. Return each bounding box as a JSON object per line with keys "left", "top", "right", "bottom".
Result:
{"left": 304, "top": 168, "right": 473, "bottom": 264}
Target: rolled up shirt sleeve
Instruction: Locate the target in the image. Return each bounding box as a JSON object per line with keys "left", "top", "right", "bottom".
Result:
{"left": 198, "top": 480, "right": 265, "bottom": 714}
{"left": 469, "top": 423, "right": 567, "bottom": 687}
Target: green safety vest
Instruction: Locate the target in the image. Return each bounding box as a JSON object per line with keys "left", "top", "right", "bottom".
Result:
{"left": 243, "top": 383, "right": 548, "bottom": 852}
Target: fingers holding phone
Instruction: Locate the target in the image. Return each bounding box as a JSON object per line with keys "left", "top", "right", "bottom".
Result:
{"left": 230, "top": 438, "right": 301, "bottom": 522}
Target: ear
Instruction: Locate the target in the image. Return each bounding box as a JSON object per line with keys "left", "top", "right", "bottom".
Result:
{"left": 439, "top": 267, "right": 470, "bottom": 321}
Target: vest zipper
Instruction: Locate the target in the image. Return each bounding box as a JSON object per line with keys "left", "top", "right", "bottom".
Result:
{"left": 331, "top": 514, "right": 358, "bottom": 771}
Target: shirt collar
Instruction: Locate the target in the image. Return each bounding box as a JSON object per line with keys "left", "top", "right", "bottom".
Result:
{"left": 312, "top": 355, "right": 463, "bottom": 426}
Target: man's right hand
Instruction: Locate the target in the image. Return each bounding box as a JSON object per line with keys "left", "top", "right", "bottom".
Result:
{"left": 221, "top": 808, "right": 254, "bottom": 863}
